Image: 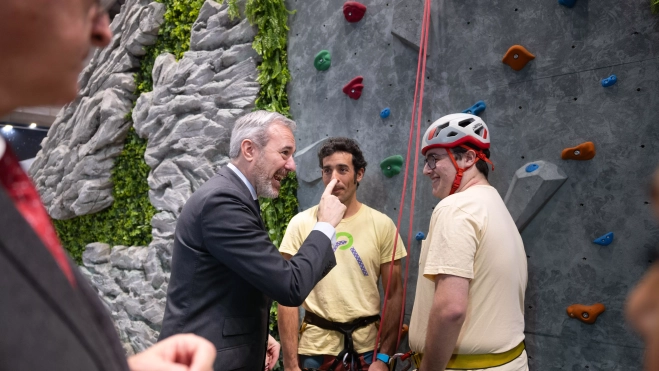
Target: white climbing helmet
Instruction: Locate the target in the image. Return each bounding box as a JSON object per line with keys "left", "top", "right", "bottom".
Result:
{"left": 421, "top": 113, "right": 490, "bottom": 155}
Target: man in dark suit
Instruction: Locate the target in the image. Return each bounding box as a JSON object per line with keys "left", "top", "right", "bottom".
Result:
{"left": 0, "top": 0, "right": 216, "bottom": 370}
{"left": 159, "top": 110, "right": 347, "bottom": 371}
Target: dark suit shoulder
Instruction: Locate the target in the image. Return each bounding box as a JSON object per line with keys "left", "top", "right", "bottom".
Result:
{"left": 190, "top": 167, "right": 253, "bottom": 206}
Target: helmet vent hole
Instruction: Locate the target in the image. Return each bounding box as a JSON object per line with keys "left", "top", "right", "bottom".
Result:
{"left": 447, "top": 131, "right": 459, "bottom": 137}
{"left": 474, "top": 127, "right": 484, "bottom": 136}
{"left": 458, "top": 119, "right": 475, "bottom": 127}
{"left": 434, "top": 123, "right": 449, "bottom": 137}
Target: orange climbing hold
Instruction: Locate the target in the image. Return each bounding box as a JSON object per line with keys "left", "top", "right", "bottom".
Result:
{"left": 502, "top": 45, "right": 535, "bottom": 71}
{"left": 566, "top": 303, "right": 605, "bottom": 324}
{"left": 561, "top": 141, "right": 596, "bottom": 160}
{"left": 401, "top": 324, "right": 409, "bottom": 338}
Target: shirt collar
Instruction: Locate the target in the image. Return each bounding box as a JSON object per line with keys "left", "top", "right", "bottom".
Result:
{"left": 227, "top": 163, "right": 257, "bottom": 200}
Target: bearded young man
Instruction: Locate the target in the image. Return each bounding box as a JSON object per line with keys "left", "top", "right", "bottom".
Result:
{"left": 277, "top": 137, "right": 406, "bottom": 371}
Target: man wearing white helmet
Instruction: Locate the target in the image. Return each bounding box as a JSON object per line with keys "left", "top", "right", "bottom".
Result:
{"left": 407, "top": 113, "right": 528, "bottom": 371}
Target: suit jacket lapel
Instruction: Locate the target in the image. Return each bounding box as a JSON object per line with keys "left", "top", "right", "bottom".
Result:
{"left": 0, "top": 189, "right": 120, "bottom": 370}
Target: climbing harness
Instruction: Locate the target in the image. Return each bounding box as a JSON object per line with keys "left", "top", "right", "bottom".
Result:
{"left": 301, "top": 310, "right": 380, "bottom": 371}
{"left": 377, "top": 341, "right": 525, "bottom": 371}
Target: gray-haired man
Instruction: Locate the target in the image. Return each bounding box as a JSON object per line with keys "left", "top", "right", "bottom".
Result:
{"left": 159, "top": 110, "right": 347, "bottom": 371}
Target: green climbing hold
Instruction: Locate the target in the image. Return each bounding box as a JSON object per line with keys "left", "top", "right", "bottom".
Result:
{"left": 380, "top": 155, "right": 404, "bottom": 178}
{"left": 314, "top": 50, "right": 332, "bottom": 71}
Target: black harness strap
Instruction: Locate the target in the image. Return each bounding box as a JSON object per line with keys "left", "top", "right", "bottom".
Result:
{"left": 303, "top": 311, "right": 380, "bottom": 371}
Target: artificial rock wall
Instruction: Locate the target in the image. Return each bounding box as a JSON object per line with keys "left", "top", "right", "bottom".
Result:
{"left": 31, "top": 0, "right": 259, "bottom": 354}
{"left": 29, "top": 0, "right": 165, "bottom": 220}
{"left": 285, "top": 0, "right": 659, "bottom": 369}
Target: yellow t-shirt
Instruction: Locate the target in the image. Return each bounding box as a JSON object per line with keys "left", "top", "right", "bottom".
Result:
{"left": 409, "top": 185, "right": 528, "bottom": 371}
{"left": 280, "top": 204, "right": 406, "bottom": 356}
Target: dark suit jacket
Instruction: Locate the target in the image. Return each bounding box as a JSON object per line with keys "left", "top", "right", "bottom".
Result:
{"left": 159, "top": 165, "right": 336, "bottom": 371}
{"left": 0, "top": 189, "right": 129, "bottom": 371}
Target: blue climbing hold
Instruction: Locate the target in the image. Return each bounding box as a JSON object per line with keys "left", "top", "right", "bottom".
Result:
{"left": 558, "top": 0, "right": 577, "bottom": 7}
{"left": 593, "top": 232, "right": 614, "bottom": 246}
{"left": 525, "top": 163, "right": 540, "bottom": 173}
{"left": 380, "top": 108, "right": 391, "bottom": 119}
{"left": 415, "top": 232, "right": 425, "bottom": 241}
{"left": 601, "top": 75, "right": 617, "bottom": 88}
{"left": 462, "top": 100, "right": 486, "bottom": 116}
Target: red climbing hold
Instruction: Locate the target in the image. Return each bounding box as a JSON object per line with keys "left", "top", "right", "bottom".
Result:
{"left": 343, "top": 76, "right": 364, "bottom": 100}
{"left": 343, "top": 1, "right": 367, "bottom": 23}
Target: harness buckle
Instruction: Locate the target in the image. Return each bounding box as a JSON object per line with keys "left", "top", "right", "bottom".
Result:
{"left": 389, "top": 352, "right": 414, "bottom": 371}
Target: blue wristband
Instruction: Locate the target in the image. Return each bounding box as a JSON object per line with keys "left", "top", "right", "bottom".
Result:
{"left": 376, "top": 353, "right": 390, "bottom": 364}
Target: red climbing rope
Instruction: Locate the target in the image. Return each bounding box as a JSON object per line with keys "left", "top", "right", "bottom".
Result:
{"left": 373, "top": 0, "right": 432, "bottom": 357}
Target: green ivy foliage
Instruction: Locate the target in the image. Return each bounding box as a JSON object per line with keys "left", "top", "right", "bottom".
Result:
{"left": 653, "top": 0, "right": 659, "bottom": 14}
{"left": 135, "top": 0, "right": 205, "bottom": 94}
{"left": 245, "top": 0, "right": 294, "bottom": 117}
{"left": 53, "top": 129, "right": 156, "bottom": 263}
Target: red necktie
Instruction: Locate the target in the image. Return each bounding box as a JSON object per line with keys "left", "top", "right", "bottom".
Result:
{"left": 0, "top": 142, "right": 76, "bottom": 287}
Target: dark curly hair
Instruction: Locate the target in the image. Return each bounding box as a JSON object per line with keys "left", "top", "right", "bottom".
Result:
{"left": 317, "top": 137, "right": 367, "bottom": 185}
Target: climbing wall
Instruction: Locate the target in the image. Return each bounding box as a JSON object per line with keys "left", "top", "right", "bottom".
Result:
{"left": 285, "top": 0, "right": 659, "bottom": 368}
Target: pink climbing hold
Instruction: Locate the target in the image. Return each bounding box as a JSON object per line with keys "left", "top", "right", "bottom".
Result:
{"left": 343, "top": 1, "right": 367, "bottom": 23}
{"left": 343, "top": 76, "right": 364, "bottom": 100}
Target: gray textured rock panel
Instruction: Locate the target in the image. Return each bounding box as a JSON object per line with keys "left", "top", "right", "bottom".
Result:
{"left": 80, "top": 242, "right": 168, "bottom": 354}
{"left": 391, "top": 0, "right": 423, "bottom": 51}
{"left": 46, "top": 0, "right": 259, "bottom": 355}
{"left": 504, "top": 161, "right": 568, "bottom": 232}
{"left": 29, "top": 0, "right": 165, "bottom": 220}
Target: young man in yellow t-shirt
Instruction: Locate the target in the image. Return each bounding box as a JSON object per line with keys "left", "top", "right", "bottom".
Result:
{"left": 278, "top": 137, "right": 406, "bottom": 371}
{"left": 408, "top": 114, "right": 528, "bottom": 371}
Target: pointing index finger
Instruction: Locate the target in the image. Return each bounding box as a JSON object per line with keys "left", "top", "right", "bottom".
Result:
{"left": 323, "top": 178, "right": 338, "bottom": 197}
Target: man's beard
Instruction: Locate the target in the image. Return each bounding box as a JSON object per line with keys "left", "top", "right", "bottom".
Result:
{"left": 253, "top": 159, "right": 287, "bottom": 199}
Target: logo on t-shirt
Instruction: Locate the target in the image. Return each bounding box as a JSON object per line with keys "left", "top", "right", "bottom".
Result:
{"left": 333, "top": 232, "right": 368, "bottom": 276}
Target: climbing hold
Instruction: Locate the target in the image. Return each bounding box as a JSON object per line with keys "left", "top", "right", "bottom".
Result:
{"left": 593, "top": 232, "right": 614, "bottom": 246}
{"left": 294, "top": 138, "right": 328, "bottom": 183}
{"left": 343, "top": 1, "right": 367, "bottom": 23}
{"left": 462, "top": 100, "right": 486, "bottom": 116}
{"left": 504, "top": 161, "right": 568, "bottom": 231}
{"left": 558, "top": 0, "right": 577, "bottom": 8}
{"left": 314, "top": 50, "right": 331, "bottom": 71}
{"left": 601, "top": 75, "right": 617, "bottom": 87}
{"left": 502, "top": 45, "right": 535, "bottom": 71}
{"left": 380, "top": 108, "right": 391, "bottom": 119}
{"left": 525, "top": 163, "right": 540, "bottom": 173}
{"left": 401, "top": 324, "right": 409, "bottom": 337}
{"left": 415, "top": 232, "right": 425, "bottom": 241}
{"left": 380, "top": 155, "right": 404, "bottom": 178}
{"left": 343, "top": 76, "right": 364, "bottom": 100}
{"left": 566, "top": 303, "right": 605, "bottom": 324}
{"left": 561, "top": 142, "right": 596, "bottom": 161}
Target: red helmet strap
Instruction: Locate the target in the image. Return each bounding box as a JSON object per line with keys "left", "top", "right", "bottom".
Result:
{"left": 446, "top": 146, "right": 495, "bottom": 196}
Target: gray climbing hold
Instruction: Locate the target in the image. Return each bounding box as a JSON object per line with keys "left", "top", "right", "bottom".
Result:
{"left": 391, "top": 0, "right": 423, "bottom": 51}
{"left": 503, "top": 160, "right": 568, "bottom": 231}
{"left": 294, "top": 138, "right": 328, "bottom": 183}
